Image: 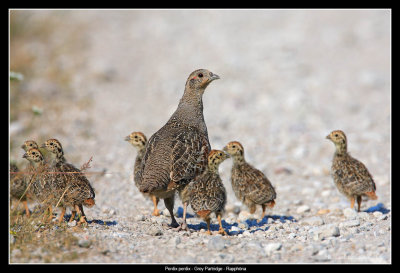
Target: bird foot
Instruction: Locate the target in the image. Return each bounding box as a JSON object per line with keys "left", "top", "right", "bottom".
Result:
{"left": 152, "top": 209, "right": 160, "bottom": 216}
{"left": 218, "top": 228, "right": 228, "bottom": 236}
{"left": 173, "top": 222, "right": 189, "bottom": 232}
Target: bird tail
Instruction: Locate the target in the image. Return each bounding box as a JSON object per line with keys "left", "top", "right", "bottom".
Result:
{"left": 365, "top": 191, "right": 378, "bottom": 200}
{"left": 83, "top": 198, "right": 95, "bottom": 207}
{"left": 196, "top": 210, "right": 211, "bottom": 218}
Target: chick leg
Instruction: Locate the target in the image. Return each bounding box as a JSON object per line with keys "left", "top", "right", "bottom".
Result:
{"left": 217, "top": 214, "right": 227, "bottom": 236}
{"left": 258, "top": 204, "right": 266, "bottom": 223}
{"left": 174, "top": 201, "right": 189, "bottom": 231}
{"left": 23, "top": 200, "right": 30, "bottom": 217}
{"left": 356, "top": 196, "right": 362, "bottom": 212}
{"left": 350, "top": 197, "right": 355, "bottom": 210}
{"left": 57, "top": 207, "right": 66, "bottom": 224}
{"left": 205, "top": 218, "right": 212, "bottom": 235}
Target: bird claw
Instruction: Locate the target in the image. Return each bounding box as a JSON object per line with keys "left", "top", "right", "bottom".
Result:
{"left": 174, "top": 223, "right": 189, "bottom": 232}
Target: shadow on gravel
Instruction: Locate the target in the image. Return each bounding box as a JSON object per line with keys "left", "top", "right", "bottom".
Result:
{"left": 186, "top": 212, "right": 296, "bottom": 236}
{"left": 364, "top": 203, "right": 390, "bottom": 214}
{"left": 88, "top": 219, "right": 118, "bottom": 226}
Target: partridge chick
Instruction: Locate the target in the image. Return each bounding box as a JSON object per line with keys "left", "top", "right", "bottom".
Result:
{"left": 10, "top": 162, "right": 30, "bottom": 217}
{"left": 125, "top": 131, "right": 160, "bottom": 216}
{"left": 188, "top": 150, "right": 229, "bottom": 235}
{"left": 138, "top": 69, "right": 219, "bottom": 230}
{"left": 22, "top": 147, "right": 57, "bottom": 221}
{"left": 224, "top": 141, "right": 276, "bottom": 222}
{"left": 326, "top": 130, "right": 377, "bottom": 212}
{"left": 41, "top": 139, "right": 95, "bottom": 224}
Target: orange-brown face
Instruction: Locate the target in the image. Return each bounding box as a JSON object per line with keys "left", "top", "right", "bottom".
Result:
{"left": 40, "top": 139, "right": 64, "bottom": 156}
{"left": 223, "top": 141, "right": 244, "bottom": 157}
{"left": 208, "top": 149, "right": 230, "bottom": 164}
{"left": 326, "top": 130, "right": 347, "bottom": 145}
{"left": 186, "top": 69, "right": 220, "bottom": 90}
{"left": 125, "top": 132, "right": 147, "bottom": 148}
{"left": 21, "top": 140, "right": 38, "bottom": 152}
{"left": 22, "top": 148, "right": 44, "bottom": 163}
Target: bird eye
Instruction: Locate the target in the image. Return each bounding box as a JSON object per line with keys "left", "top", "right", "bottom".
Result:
{"left": 232, "top": 145, "right": 236, "bottom": 148}
{"left": 134, "top": 136, "right": 138, "bottom": 139}
{"left": 334, "top": 134, "right": 338, "bottom": 137}
{"left": 219, "top": 153, "right": 222, "bottom": 156}
{"left": 198, "top": 73, "right": 203, "bottom": 78}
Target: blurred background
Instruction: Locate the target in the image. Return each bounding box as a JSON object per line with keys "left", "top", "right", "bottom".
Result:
{"left": 10, "top": 9, "right": 390, "bottom": 216}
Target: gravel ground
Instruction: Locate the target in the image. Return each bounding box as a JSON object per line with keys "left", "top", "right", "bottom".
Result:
{"left": 10, "top": 9, "right": 391, "bottom": 264}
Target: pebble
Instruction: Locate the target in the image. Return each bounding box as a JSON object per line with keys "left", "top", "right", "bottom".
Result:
{"left": 339, "top": 219, "right": 360, "bottom": 228}
{"left": 300, "top": 216, "right": 324, "bottom": 226}
{"left": 373, "top": 211, "right": 383, "bottom": 218}
{"left": 78, "top": 239, "right": 92, "bottom": 248}
{"left": 312, "top": 224, "right": 340, "bottom": 240}
{"left": 135, "top": 215, "right": 145, "bottom": 221}
{"left": 207, "top": 235, "right": 226, "bottom": 251}
{"left": 297, "top": 205, "right": 311, "bottom": 214}
{"left": 146, "top": 225, "right": 163, "bottom": 236}
{"left": 68, "top": 220, "right": 77, "bottom": 227}
{"left": 264, "top": 243, "right": 282, "bottom": 256}
{"left": 343, "top": 208, "right": 358, "bottom": 219}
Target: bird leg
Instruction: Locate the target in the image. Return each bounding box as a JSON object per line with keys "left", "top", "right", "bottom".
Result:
{"left": 350, "top": 197, "right": 355, "bottom": 210}
{"left": 356, "top": 196, "right": 362, "bottom": 212}
{"left": 217, "top": 214, "right": 227, "bottom": 236}
{"left": 151, "top": 195, "right": 160, "bottom": 216}
{"left": 57, "top": 207, "right": 66, "bottom": 224}
{"left": 75, "top": 204, "right": 88, "bottom": 225}
{"left": 42, "top": 206, "right": 53, "bottom": 223}
{"left": 258, "top": 204, "right": 266, "bottom": 223}
{"left": 174, "top": 201, "right": 189, "bottom": 231}
{"left": 23, "top": 200, "right": 30, "bottom": 217}
{"left": 205, "top": 218, "right": 212, "bottom": 235}
{"left": 249, "top": 204, "right": 256, "bottom": 214}
{"left": 164, "top": 197, "right": 179, "bottom": 228}
{"left": 69, "top": 209, "right": 76, "bottom": 222}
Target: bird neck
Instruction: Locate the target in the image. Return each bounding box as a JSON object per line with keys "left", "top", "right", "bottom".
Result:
{"left": 334, "top": 141, "right": 347, "bottom": 156}
{"left": 171, "top": 87, "right": 206, "bottom": 129}
{"left": 232, "top": 154, "right": 245, "bottom": 165}
{"left": 207, "top": 162, "right": 221, "bottom": 173}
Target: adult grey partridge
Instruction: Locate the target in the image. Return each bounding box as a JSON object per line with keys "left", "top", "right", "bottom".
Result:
{"left": 188, "top": 150, "right": 229, "bottom": 235}
{"left": 138, "top": 69, "right": 219, "bottom": 230}
{"left": 41, "top": 139, "right": 95, "bottom": 224}
{"left": 125, "top": 131, "right": 160, "bottom": 216}
{"left": 223, "top": 141, "right": 276, "bottom": 222}
{"left": 326, "top": 130, "right": 377, "bottom": 212}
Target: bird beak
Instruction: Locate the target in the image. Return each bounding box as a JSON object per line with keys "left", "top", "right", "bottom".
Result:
{"left": 40, "top": 143, "right": 46, "bottom": 148}
{"left": 326, "top": 135, "right": 331, "bottom": 140}
{"left": 20, "top": 144, "right": 25, "bottom": 149}
{"left": 124, "top": 136, "right": 130, "bottom": 141}
{"left": 209, "top": 73, "right": 220, "bottom": 82}
{"left": 22, "top": 153, "right": 27, "bottom": 159}
{"left": 225, "top": 153, "right": 230, "bottom": 159}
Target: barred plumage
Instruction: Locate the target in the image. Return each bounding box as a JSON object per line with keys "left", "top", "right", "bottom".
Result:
{"left": 224, "top": 141, "right": 276, "bottom": 222}
{"left": 326, "top": 130, "right": 377, "bottom": 212}
{"left": 188, "top": 150, "right": 229, "bottom": 235}
{"left": 138, "top": 69, "right": 219, "bottom": 229}
{"left": 125, "top": 131, "right": 160, "bottom": 216}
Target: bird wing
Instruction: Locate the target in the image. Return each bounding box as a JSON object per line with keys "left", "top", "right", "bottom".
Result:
{"left": 242, "top": 164, "right": 276, "bottom": 204}
{"left": 170, "top": 127, "right": 210, "bottom": 184}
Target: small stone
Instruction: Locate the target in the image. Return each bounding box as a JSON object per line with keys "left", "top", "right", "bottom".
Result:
{"left": 317, "top": 209, "right": 330, "bottom": 215}
{"left": 297, "top": 205, "right": 311, "bottom": 214}
{"left": 343, "top": 208, "right": 358, "bottom": 219}
{"left": 135, "top": 215, "right": 145, "bottom": 221}
{"left": 146, "top": 225, "right": 163, "bottom": 236}
{"left": 68, "top": 220, "right": 77, "bottom": 227}
{"left": 288, "top": 233, "right": 296, "bottom": 239}
{"left": 264, "top": 243, "right": 282, "bottom": 256}
{"left": 230, "top": 226, "right": 241, "bottom": 232}
{"left": 312, "top": 224, "right": 340, "bottom": 240}
{"left": 207, "top": 235, "right": 226, "bottom": 251}
{"left": 301, "top": 216, "right": 324, "bottom": 226}
{"left": 238, "top": 221, "right": 249, "bottom": 229}
{"left": 78, "top": 239, "right": 92, "bottom": 248}
{"left": 339, "top": 219, "right": 360, "bottom": 228}
{"left": 378, "top": 214, "right": 388, "bottom": 221}
{"left": 373, "top": 211, "right": 383, "bottom": 218}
